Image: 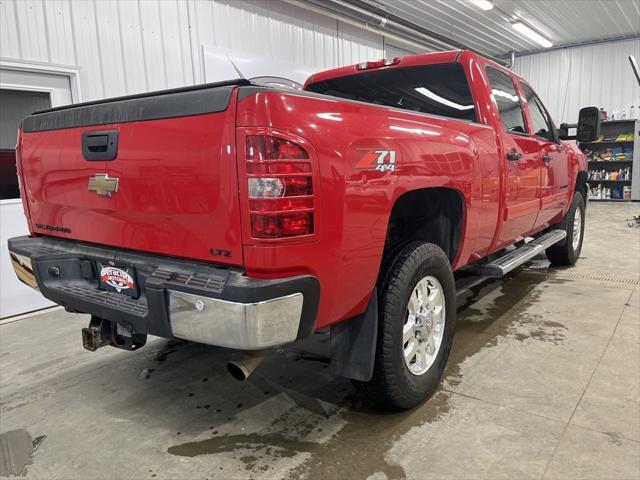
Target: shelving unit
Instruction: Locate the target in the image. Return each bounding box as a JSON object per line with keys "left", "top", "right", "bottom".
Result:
{"left": 580, "top": 119, "right": 639, "bottom": 201}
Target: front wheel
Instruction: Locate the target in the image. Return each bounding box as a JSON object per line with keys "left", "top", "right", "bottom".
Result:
{"left": 546, "top": 191, "right": 585, "bottom": 266}
{"left": 365, "top": 242, "right": 456, "bottom": 410}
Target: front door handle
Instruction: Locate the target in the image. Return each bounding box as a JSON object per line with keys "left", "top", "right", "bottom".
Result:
{"left": 506, "top": 151, "right": 523, "bottom": 162}
{"left": 541, "top": 153, "right": 552, "bottom": 163}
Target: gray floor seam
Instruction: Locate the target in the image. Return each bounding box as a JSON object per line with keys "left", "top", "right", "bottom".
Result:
{"left": 540, "top": 285, "right": 637, "bottom": 480}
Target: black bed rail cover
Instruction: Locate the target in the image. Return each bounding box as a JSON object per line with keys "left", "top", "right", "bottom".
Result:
{"left": 22, "top": 78, "right": 251, "bottom": 133}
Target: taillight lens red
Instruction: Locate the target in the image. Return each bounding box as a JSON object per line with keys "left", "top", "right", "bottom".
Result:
{"left": 249, "top": 198, "right": 313, "bottom": 212}
{"left": 246, "top": 135, "right": 309, "bottom": 160}
{"left": 246, "top": 162, "right": 311, "bottom": 175}
{"left": 245, "top": 134, "right": 314, "bottom": 238}
{"left": 250, "top": 213, "right": 314, "bottom": 239}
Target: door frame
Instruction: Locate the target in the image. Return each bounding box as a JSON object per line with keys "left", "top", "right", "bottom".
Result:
{"left": 0, "top": 58, "right": 82, "bottom": 104}
{"left": 0, "top": 58, "right": 81, "bottom": 207}
{"left": 0, "top": 60, "right": 80, "bottom": 318}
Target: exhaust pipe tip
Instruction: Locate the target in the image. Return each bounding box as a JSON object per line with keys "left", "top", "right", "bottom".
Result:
{"left": 226, "top": 349, "right": 270, "bottom": 382}
{"left": 227, "top": 362, "right": 250, "bottom": 381}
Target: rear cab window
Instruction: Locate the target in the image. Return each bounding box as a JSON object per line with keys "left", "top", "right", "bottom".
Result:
{"left": 305, "top": 63, "right": 476, "bottom": 122}
{"left": 485, "top": 67, "right": 527, "bottom": 135}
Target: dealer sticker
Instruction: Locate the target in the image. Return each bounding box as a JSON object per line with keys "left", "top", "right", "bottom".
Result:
{"left": 97, "top": 262, "right": 138, "bottom": 297}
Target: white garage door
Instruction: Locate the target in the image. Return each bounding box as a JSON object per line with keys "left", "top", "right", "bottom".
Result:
{"left": 0, "top": 68, "right": 73, "bottom": 318}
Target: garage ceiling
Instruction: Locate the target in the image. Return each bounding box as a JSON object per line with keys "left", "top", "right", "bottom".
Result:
{"left": 373, "top": 0, "right": 640, "bottom": 56}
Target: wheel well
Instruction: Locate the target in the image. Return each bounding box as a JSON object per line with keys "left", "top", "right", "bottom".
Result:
{"left": 385, "top": 188, "right": 464, "bottom": 264}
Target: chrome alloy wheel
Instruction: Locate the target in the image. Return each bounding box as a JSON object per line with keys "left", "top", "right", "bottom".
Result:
{"left": 572, "top": 206, "right": 582, "bottom": 251}
{"left": 403, "top": 276, "right": 446, "bottom": 376}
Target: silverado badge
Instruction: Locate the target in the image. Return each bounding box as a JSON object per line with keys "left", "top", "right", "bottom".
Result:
{"left": 88, "top": 173, "right": 119, "bottom": 196}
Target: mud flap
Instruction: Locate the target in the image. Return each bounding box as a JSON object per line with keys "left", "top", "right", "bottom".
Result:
{"left": 330, "top": 291, "right": 378, "bottom": 382}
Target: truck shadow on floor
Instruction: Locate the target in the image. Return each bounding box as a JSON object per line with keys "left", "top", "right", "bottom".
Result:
{"left": 79, "top": 269, "right": 566, "bottom": 479}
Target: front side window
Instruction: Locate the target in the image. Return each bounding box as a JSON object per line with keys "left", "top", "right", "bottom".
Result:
{"left": 521, "top": 82, "right": 554, "bottom": 142}
{"left": 486, "top": 67, "right": 526, "bottom": 135}
{"left": 306, "top": 63, "right": 476, "bottom": 122}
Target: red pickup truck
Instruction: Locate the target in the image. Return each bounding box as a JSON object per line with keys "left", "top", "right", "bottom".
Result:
{"left": 9, "top": 50, "right": 590, "bottom": 409}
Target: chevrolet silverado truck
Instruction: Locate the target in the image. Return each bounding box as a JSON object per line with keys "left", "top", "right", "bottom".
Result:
{"left": 8, "top": 50, "right": 593, "bottom": 409}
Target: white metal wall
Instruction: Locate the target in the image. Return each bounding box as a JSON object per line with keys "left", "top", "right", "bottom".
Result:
{"left": 0, "top": 0, "right": 384, "bottom": 102}
{"left": 514, "top": 38, "right": 640, "bottom": 125}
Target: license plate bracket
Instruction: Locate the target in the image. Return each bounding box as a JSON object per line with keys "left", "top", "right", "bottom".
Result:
{"left": 97, "top": 261, "right": 139, "bottom": 298}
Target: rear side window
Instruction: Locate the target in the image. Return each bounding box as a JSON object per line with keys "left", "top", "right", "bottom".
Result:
{"left": 486, "top": 67, "right": 526, "bottom": 135}
{"left": 306, "top": 63, "right": 476, "bottom": 122}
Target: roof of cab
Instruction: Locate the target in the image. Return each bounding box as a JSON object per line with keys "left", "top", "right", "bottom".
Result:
{"left": 303, "top": 50, "right": 465, "bottom": 88}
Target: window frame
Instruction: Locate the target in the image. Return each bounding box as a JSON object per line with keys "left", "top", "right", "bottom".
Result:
{"left": 305, "top": 62, "right": 479, "bottom": 124}
{"left": 520, "top": 80, "right": 560, "bottom": 144}
{"left": 485, "top": 66, "right": 530, "bottom": 138}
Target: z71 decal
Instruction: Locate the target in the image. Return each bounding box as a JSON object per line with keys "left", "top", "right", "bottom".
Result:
{"left": 355, "top": 148, "right": 397, "bottom": 172}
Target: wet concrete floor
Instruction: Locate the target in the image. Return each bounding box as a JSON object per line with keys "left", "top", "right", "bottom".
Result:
{"left": 1, "top": 202, "right": 639, "bottom": 479}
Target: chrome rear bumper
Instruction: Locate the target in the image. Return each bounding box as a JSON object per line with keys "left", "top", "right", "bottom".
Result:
{"left": 168, "top": 290, "right": 304, "bottom": 349}
{"left": 8, "top": 235, "right": 319, "bottom": 350}
{"left": 9, "top": 252, "right": 38, "bottom": 289}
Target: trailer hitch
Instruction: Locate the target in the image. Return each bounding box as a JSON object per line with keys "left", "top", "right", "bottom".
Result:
{"left": 81, "top": 316, "right": 147, "bottom": 352}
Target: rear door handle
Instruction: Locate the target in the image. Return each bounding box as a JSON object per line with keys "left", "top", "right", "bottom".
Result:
{"left": 506, "top": 151, "right": 522, "bottom": 161}
{"left": 541, "top": 153, "right": 552, "bottom": 163}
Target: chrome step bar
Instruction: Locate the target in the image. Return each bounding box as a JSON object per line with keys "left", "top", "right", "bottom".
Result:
{"left": 478, "top": 230, "right": 567, "bottom": 278}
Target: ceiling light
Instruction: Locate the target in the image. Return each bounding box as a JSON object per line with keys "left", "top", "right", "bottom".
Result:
{"left": 469, "top": 0, "right": 494, "bottom": 10}
{"left": 512, "top": 21, "right": 553, "bottom": 48}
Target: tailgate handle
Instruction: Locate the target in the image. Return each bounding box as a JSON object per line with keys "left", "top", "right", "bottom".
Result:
{"left": 82, "top": 130, "right": 119, "bottom": 161}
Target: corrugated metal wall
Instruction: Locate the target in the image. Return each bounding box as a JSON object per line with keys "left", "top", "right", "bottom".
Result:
{"left": 514, "top": 38, "right": 640, "bottom": 125}
{"left": 0, "top": 0, "right": 384, "bottom": 101}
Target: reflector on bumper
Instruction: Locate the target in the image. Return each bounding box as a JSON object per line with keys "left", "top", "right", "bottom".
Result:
{"left": 168, "top": 290, "right": 304, "bottom": 350}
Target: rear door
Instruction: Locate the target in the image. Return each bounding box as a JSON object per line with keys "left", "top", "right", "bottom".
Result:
{"left": 485, "top": 67, "right": 542, "bottom": 245}
{"left": 520, "top": 82, "right": 569, "bottom": 227}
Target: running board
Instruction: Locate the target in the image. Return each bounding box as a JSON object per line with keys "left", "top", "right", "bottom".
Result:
{"left": 478, "top": 230, "right": 567, "bottom": 278}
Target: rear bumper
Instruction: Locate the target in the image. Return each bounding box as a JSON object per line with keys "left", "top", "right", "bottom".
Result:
{"left": 8, "top": 236, "right": 319, "bottom": 350}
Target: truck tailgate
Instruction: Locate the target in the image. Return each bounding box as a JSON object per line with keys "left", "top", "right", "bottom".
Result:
{"left": 18, "top": 81, "right": 245, "bottom": 266}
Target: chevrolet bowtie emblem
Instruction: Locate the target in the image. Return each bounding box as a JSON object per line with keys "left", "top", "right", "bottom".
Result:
{"left": 88, "top": 173, "right": 119, "bottom": 196}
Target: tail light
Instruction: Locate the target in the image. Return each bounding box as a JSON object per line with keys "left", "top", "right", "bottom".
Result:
{"left": 245, "top": 135, "right": 314, "bottom": 239}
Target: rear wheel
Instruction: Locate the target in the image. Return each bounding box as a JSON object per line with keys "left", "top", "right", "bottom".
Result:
{"left": 546, "top": 191, "right": 585, "bottom": 266}
{"left": 366, "top": 242, "right": 456, "bottom": 409}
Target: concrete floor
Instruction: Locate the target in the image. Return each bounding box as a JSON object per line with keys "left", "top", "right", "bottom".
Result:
{"left": 1, "top": 202, "right": 639, "bottom": 480}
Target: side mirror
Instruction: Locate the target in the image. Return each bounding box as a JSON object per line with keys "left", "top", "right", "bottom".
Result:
{"left": 576, "top": 107, "right": 601, "bottom": 143}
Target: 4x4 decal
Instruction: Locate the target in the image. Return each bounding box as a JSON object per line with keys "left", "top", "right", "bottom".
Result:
{"left": 355, "top": 148, "right": 397, "bottom": 172}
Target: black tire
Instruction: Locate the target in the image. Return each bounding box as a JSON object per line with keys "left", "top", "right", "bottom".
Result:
{"left": 546, "top": 191, "right": 585, "bottom": 266}
{"left": 366, "top": 242, "right": 456, "bottom": 410}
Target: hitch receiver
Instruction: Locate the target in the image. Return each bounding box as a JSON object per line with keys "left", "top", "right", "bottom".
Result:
{"left": 82, "top": 316, "right": 147, "bottom": 352}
